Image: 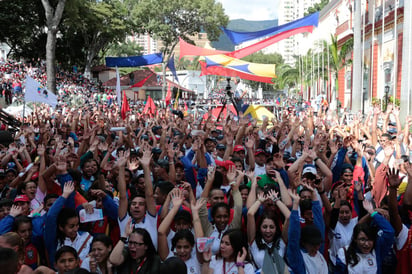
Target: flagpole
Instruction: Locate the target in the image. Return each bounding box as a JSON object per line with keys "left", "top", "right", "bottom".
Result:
{"left": 361, "top": 0, "right": 366, "bottom": 114}
{"left": 370, "top": 0, "right": 375, "bottom": 106}
{"left": 393, "top": 0, "right": 398, "bottom": 103}
{"left": 381, "top": 0, "right": 385, "bottom": 102}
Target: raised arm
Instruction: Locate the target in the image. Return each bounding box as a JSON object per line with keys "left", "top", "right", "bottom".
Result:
{"left": 247, "top": 192, "right": 265, "bottom": 244}
{"left": 140, "top": 146, "right": 157, "bottom": 216}
{"left": 117, "top": 151, "right": 128, "bottom": 219}
{"left": 158, "top": 189, "right": 184, "bottom": 261}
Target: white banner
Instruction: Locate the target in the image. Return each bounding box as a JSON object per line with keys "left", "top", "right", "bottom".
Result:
{"left": 24, "top": 76, "right": 57, "bottom": 108}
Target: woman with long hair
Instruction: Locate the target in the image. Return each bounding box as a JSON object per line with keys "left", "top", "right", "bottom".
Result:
{"left": 81, "top": 234, "right": 113, "bottom": 274}
{"left": 109, "top": 225, "right": 161, "bottom": 274}
{"left": 201, "top": 229, "right": 255, "bottom": 274}
{"left": 158, "top": 189, "right": 200, "bottom": 274}
{"left": 247, "top": 189, "right": 290, "bottom": 270}
{"left": 335, "top": 201, "right": 395, "bottom": 274}
{"left": 0, "top": 232, "right": 33, "bottom": 274}
{"left": 44, "top": 182, "right": 93, "bottom": 266}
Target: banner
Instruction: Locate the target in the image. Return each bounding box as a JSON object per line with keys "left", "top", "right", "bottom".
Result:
{"left": 199, "top": 61, "right": 274, "bottom": 83}
{"left": 106, "top": 53, "right": 163, "bottom": 67}
{"left": 223, "top": 12, "right": 319, "bottom": 45}
{"left": 205, "top": 55, "right": 276, "bottom": 78}
{"left": 179, "top": 37, "right": 229, "bottom": 59}
{"left": 24, "top": 76, "right": 57, "bottom": 108}
{"left": 167, "top": 54, "right": 179, "bottom": 82}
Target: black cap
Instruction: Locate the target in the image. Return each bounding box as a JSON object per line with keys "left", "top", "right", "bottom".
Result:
{"left": 152, "top": 147, "right": 162, "bottom": 154}
{"left": 204, "top": 137, "right": 217, "bottom": 144}
{"left": 216, "top": 143, "right": 226, "bottom": 150}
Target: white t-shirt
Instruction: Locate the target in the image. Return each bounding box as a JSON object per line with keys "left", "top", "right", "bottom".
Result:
{"left": 167, "top": 251, "right": 200, "bottom": 274}
{"left": 301, "top": 250, "right": 328, "bottom": 274}
{"left": 395, "top": 224, "right": 409, "bottom": 250}
{"left": 249, "top": 239, "right": 286, "bottom": 269}
{"left": 254, "top": 164, "right": 266, "bottom": 177}
{"left": 209, "top": 256, "right": 255, "bottom": 274}
{"left": 337, "top": 247, "right": 377, "bottom": 274}
{"left": 57, "top": 232, "right": 93, "bottom": 262}
{"left": 328, "top": 217, "right": 358, "bottom": 265}
{"left": 118, "top": 211, "right": 158, "bottom": 249}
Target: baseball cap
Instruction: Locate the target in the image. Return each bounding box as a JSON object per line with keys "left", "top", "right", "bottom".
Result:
{"left": 255, "top": 149, "right": 267, "bottom": 156}
{"left": 204, "top": 137, "right": 217, "bottom": 144}
{"left": 216, "top": 144, "right": 226, "bottom": 150}
{"left": 14, "top": 195, "right": 30, "bottom": 203}
{"left": 234, "top": 145, "right": 245, "bottom": 152}
{"left": 302, "top": 164, "right": 317, "bottom": 175}
{"left": 215, "top": 160, "right": 235, "bottom": 170}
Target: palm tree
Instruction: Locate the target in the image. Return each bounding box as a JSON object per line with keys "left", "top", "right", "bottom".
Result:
{"left": 327, "top": 34, "right": 353, "bottom": 110}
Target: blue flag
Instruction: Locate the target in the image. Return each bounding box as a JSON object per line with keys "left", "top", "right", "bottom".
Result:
{"left": 167, "top": 54, "right": 179, "bottom": 83}
{"left": 222, "top": 12, "right": 319, "bottom": 45}
{"left": 106, "top": 53, "right": 163, "bottom": 67}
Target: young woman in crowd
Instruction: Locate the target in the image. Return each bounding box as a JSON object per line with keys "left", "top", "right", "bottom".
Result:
{"left": 80, "top": 234, "right": 113, "bottom": 274}
{"left": 158, "top": 189, "right": 201, "bottom": 274}
{"left": 109, "top": 223, "right": 161, "bottom": 274}
{"left": 201, "top": 229, "right": 255, "bottom": 274}
{"left": 0, "top": 232, "right": 33, "bottom": 274}
{"left": 44, "top": 182, "right": 93, "bottom": 266}
{"left": 247, "top": 189, "right": 290, "bottom": 270}
{"left": 335, "top": 200, "right": 395, "bottom": 274}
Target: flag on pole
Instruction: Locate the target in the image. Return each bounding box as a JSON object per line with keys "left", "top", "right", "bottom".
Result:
{"left": 130, "top": 72, "right": 154, "bottom": 88}
{"left": 24, "top": 76, "right": 58, "bottom": 108}
{"left": 121, "top": 90, "right": 130, "bottom": 120}
{"left": 165, "top": 83, "right": 172, "bottom": 106}
{"left": 167, "top": 54, "right": 179, "bottom": 83}
{"left": 143, "top": 96, "right": 156, "bottom": 116}
{"left": 184, "top": 101, "right": 188, "bottom": 116}
{"left": 116, "top": 67, "right": 121, "bottom": 107}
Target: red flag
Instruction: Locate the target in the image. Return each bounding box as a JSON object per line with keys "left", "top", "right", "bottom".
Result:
{"left": 165, "top": 83, "right": 172, "bottom": 106}
{"left": 143, "top": 96, "right": 156, "bottom": 116}
{"left": 121, "top": 90, "right": 130, "bottom": 120}
{"left": 130, "top": 72, "right": 154, "bottom": 88}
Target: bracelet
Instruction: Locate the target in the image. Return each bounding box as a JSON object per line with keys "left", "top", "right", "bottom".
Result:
{"left": 272, "top": 197, "right": 280, "bottom": 203}
{"left": 314, "top": 157, "right": 319, "bottom": 162}
{"left": 169, "top": 162, "right": 174, "bottom": 165}
{"left": 371, "top": 211, "right": 378, "bottom": 218}
{"left": 236, "top": 262, "right": 245, "bottom": 267}
{"left": 120, "top": 237, "right": 128, "bottom": 244}
{"left": 203, "top": 259, "right": 211, "bottom": 263}
{"left": 318, "top": 190, "right": 325, "bottom": 195}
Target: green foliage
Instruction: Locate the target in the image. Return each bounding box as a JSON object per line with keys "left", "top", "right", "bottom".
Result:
{"left": 106, "top": 39, "right": 143, "bottom": 58}
{"left": 305, "top": 0, "right": 331, "bottom": 16}
{"left": 130, "top": 0, "right": 229, "bottom": 58}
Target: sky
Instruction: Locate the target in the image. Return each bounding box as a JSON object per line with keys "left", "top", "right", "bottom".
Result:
{"left": 217, "top": 0, "right": 279, "bottom": 21}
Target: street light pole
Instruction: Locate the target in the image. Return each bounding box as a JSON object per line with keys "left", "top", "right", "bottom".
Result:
{"left": 384, "top": 85, "right": 390, "bottom": 111}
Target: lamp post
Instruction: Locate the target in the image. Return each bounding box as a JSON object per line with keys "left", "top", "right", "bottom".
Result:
{"left": 384, "top": 85, "right": 390, "bottom": 111}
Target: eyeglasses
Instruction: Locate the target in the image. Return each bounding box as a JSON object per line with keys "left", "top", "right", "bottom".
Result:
{"left": 366, "top": 151, "right": 375, "bottom": 156}
{"left": 128, "top": 241, "right": 145, "bottom": 247}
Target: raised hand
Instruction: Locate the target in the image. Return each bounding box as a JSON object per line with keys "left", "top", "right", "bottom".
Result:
{"left": 354, "top": 180, "right": 363, "bottom": 193}
{"left": 384, "top": 145, "right": 394, "bottom": 158}
{"left": 226, "top": 165, "right": 237, "bottom": 182}
{"left": 37, "top": 144, "right": 45, "bottom": 156}
{"left": 139, "top": 148, "right": 152, "bottom": 168}
{"left": 236, "top": 247, "right": 247, "bottom": 264}
{"left": 191, "top": 198, "right": 206, "bottom": 213}
{"left": 387, "top": 168, "right": 405, "bottom": 189}
{"left": 257, "top": 192, "right": 266, "bottom": 203}
{"left": 170, "top": 188, "right": 184, "bottom": 208}
{"left": 362, "top": 199, "right": 375, "bottom": 215}
{"left": 266, "top": 189, "right": 279, "bottom": 202}
{"left": 9, "top": 205, "right": 23, "bottom": 217}
{"left": 62, "top": 181, "right": 75, "bottom": 199}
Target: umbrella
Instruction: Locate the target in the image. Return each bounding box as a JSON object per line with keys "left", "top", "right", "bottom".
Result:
{"left": 202, "top": 105, "right": 237, "bottom": 121}
{"left": 243, "top": 105, "right": 274, "bottom": 122}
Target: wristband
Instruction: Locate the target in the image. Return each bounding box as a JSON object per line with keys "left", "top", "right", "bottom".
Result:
{"left": 371, "top": 211, "right": 378, "bottom": 218}
{"left": 318, "top": 190, "right": 325, "bottom": 195}
{"left": 203, "top": 259, "right": 211, "bottom": 263}
{"left": 120, "top": 237, "right": 128, "bottom": 243}
{"left": 314, "top": 157, "right": 319, "bottom": 162}
{"left": 236, "top": 262, "right": 245, "bottom": 267}
{"left": 272, "top": 197, "right": 280, "bottom": 203}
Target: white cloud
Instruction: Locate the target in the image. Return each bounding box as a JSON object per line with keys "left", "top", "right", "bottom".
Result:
{"left": 217, "top": 0, "right": 279, "bottom": 21}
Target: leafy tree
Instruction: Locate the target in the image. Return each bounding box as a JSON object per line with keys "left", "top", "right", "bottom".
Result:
{"left": 305, "top": 0, "right": 330, "bottom": 16}
{"left": 0, "top": 0, "right": 46, "bottom": 60}
{"left": 129, "top": 0, "right": 229, "bottom": 98}
{"left": 105, "top": 38, "right": 143, "bottom": 58}
{"left": 242, "top": 52, "right": 284, "bottom": 92}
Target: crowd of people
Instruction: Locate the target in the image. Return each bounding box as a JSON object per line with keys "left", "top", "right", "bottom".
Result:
{"left": 0, "top": 59, "right": 411, "bottom": 274}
